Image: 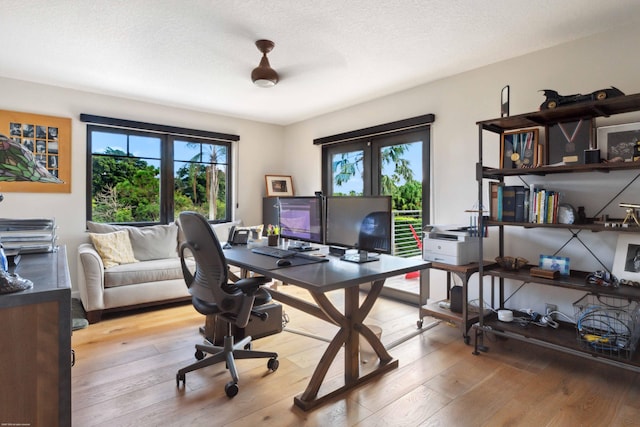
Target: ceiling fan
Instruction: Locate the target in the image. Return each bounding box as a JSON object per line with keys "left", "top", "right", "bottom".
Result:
{"left": 251, "top": 39, "right": 279, "bottom": 88}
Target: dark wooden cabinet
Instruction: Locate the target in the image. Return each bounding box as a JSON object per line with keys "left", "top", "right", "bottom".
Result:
{"left": 0, "top": 247, "right": 71, "bottom": 426}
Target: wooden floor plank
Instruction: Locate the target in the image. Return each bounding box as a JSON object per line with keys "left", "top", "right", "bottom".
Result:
{"left": 72, "top": 287, "right": 640, "bottom": 426}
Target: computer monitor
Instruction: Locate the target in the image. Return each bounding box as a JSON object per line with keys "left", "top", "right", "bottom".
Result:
{"left": 278, "top": 196, "right": 324, "bottom": 245}
{"left": 325, "top": 196, "right": 392, "bottom": 257}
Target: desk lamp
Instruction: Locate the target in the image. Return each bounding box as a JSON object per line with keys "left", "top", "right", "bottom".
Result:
{"left": 0, "top": 133, "right": 63, "bottom": 294}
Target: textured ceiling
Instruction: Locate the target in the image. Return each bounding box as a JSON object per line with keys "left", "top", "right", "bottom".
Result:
{"left": 2, "top": 1, "right": 640, "bottom": 125}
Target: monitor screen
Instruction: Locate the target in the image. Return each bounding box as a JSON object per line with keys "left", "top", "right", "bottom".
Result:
{"left": 325, "top": 196, "right": 392, "bottom": 254}
{"left": 278, "top": 196, "right": 324, "bottom": 244}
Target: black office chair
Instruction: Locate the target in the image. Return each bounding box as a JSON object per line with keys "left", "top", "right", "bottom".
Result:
{"left": 176, "top": 211, "right": 278, "bottom": 397}
{"left": 358, "top": 211, "right": 391, "bottom": 253}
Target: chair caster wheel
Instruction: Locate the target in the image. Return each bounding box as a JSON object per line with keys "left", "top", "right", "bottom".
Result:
{"left": 267, "top": 357, "right": 279, "bottom": 371}
{"left": 244, "top": 342, "right": 252, "bottom": 350}
{"left": 417, "top": 319, "right": 423, "bottom": 328}
{"left": 176, "top": 373, "right": 185, "bottom": 387}
{"left": 195, "top": 350, "right": 205, "bottom": 360}
{"left": 225, "top": 382, "right": 239, "bottom": 397}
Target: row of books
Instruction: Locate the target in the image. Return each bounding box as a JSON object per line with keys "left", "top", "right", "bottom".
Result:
{"left": 489, "top": 183, "right": 561, "bottom": 224}
{"left": 0, "top": 218, "right": 57, "bottom": 254}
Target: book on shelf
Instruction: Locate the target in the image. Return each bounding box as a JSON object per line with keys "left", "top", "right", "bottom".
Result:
{"left": 489, "top": 182, "right": 500, "bottom": 221}
{"left": 514, "top": 186, "right": 528, "bottom": 223}
{"left": 501, "top": 186, "right": 517, "bottom": 222}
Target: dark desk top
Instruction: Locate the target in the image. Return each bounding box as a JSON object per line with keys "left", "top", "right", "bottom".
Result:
{"left": 0, "top": 246, "right": 70, "bottom": 308}
{"left": 224, "top": 245, "right": 430, "bottom": 293}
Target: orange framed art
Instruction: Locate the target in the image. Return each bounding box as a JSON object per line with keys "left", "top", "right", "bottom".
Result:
{"left": 0, "top": 110, "right": 71, "bottom": 193}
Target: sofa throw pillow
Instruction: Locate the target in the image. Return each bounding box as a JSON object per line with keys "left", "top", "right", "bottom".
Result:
{"left": 87, "top": 221, "right": 178, "bottom": 261}
{"left": 126, "top": 223, "right": 178, "bottom": 261}
{"left": 89, "top": 230, "right": 139, "bottom": 268}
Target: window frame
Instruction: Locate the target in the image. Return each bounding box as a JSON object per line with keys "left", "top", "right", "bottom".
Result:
{"left": 84, "top": 118, "right": 236, "bottom": 226}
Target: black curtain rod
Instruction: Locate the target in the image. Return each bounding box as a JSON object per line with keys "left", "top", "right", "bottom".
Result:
{"left": 80, "top": 114, "right": 240, "bottom": 142}
{"left": 313, "top": 113, "right": 435, "bottom": 145}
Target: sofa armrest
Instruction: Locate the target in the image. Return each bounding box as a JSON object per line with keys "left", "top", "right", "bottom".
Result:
{"left": 77, "top": 242, "right": 106, "bottom": 312}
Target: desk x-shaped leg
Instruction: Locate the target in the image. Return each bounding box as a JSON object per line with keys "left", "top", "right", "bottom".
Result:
{"left": 269, "top": 279, "right": 398, "bottom": 411}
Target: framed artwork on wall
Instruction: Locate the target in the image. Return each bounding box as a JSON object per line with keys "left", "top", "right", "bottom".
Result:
{"left": 500, "top": 128, "right": 538, "bottom": 169}
{"left": 0, "top": 109, "right": 71, "bottom": 193}
{"left": 265, "top": 175, "right": 294, "bottom": 197}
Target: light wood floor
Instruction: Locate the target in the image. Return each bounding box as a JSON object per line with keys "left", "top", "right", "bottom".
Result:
{"left": 72, "top": 285, "right": 640, "bottom": 427}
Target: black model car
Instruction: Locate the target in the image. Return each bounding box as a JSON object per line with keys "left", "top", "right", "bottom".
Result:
{"left": 539, "top": 86, "right": 625, "bottom": 110}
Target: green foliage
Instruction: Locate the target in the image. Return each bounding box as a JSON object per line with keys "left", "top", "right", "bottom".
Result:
{"left": 392, "top": 180, "right": 422, "bottom": 210}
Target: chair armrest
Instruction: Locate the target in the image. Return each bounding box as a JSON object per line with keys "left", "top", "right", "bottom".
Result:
{"left": 77, "top": 242, "right": 106, "bottom": 312}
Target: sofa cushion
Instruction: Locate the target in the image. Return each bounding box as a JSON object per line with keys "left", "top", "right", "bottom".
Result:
{"left": 104, "top": 257, "right": 194, "bottom": 288}
{"left": 89, "top": 230, "right": 139, "bottom": 268}
{"left": 87, "top": 221, "right": 179, "bottom": 261}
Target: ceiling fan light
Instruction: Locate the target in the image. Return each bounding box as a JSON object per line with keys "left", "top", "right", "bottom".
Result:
{"left": 253, "top": 78, "right": 277, "bottom": 88}
{"left": 251, "top": 39, "right": 279, "bottom": 87}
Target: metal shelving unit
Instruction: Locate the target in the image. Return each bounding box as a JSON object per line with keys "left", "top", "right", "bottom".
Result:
{"left": 473, "top": 92, "right": 640, "bottom": 371}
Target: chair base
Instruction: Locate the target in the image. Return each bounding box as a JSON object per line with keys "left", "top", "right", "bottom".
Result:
{"left": 176, "top": 334, "right": 278, "bottom": 397}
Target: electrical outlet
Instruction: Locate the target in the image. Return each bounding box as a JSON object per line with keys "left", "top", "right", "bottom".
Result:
{"left": 545, "top": 303, "right": 558, "bottom": 319}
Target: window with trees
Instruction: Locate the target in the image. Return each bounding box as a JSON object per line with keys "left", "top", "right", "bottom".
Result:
{"left": 84, "top": 116, "right": 236, "bottom": 225}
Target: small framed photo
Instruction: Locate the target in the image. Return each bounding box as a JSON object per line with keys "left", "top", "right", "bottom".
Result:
{"left": 539, "top": 255, "right": 570, "bottom": 276}
{"left": 500, "top": 128, "right": 539, "bottom": 169}
{"left": 612, "top": 234, "right": 640, "bottom": 282}
{"left": 265, "top": 175, "right": 294, "bottom": 197}
{"left": 597, "top": 122, "right": 640, "bottom": 162}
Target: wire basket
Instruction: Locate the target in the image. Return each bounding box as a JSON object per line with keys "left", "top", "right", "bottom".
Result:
{"left": 573, "top": 294, "right": 640, "bottom": 360}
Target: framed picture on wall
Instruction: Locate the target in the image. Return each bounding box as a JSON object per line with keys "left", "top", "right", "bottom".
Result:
{"left": 265, "top": 175, "right": 294, "bottom": 197}
{"left": 0, "top": 109, "right": 71, "bottom": 193}
{"left": 500, "top": 128, "right": 538, "bottom": 169}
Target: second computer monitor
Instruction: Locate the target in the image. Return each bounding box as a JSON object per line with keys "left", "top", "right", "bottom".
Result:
{"left": 325, "top": 195, "right": 392, "bottom": 254}
{"left": 278, "top": 196, "right": 324, "bottom": 245}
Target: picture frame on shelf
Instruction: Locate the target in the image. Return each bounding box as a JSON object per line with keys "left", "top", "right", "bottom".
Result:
{"left": 500, "top": 128, "right": 538, "bottom": 169}
{"left": 612, "top": 234, "right": 640, "bottom": 282}
{"left": 547, "top": 119, "right": 592, "bottom": 165}
{"left": 265, "top": 175, "right": 294, "bottom": 197}
{"left": 539, "top": 255, "right": 570, "bottom": 276}
{"left": 597, "top": 122, "right": 640, "bottom": 162}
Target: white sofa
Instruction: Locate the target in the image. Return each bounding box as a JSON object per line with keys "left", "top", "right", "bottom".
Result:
{"left": 77, "top": 219, "right": 239, "bottom": 323}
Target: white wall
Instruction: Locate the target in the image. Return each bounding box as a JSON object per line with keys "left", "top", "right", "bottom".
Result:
{"left": 285, "top": 22, "right": 640, "bottom": 316}
{"left": 0, "top": 78, "right": 285, "bottom": 291}
{"left": 2, "top": 22, "right": 640, "bottom": 315}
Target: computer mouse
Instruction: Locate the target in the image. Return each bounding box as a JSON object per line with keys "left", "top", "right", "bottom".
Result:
{"left": 276, "top": 258, "right": 292, "bottom": 267}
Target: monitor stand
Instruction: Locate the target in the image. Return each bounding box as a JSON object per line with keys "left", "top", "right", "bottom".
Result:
{"left": 287, "top": 241, "right": 318, "bottom": 252}
{"left": 340, "top": 250, "right": 379, "bottom": 263}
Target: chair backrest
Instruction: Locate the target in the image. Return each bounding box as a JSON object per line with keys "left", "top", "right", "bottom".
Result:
{"left": 357, "top": 211, "right": 391, "bottom": 253}
{"left": 178, "top": 211, "right": 253, "bottom": 325}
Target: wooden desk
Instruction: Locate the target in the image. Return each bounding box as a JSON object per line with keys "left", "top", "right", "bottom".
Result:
{"left": 420, "top": 261, "right": 495, "bottom": 344}
{"left": 223, "top": 246, "right": 430, "bottom": 411}
{"left": 0, "top": 247, "right": 71, "bottom": 427}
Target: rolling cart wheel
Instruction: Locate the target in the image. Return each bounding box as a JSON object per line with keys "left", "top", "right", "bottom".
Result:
{"left": 225, "top": 382, "right": 239, "bottom": 397}
{"left": 267, "top": 357, "right": 279, "bottom": 371}
{"left": 195, "top": 349, "right": 205, "bottom": 360}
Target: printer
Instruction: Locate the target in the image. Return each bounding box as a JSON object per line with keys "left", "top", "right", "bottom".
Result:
{"left": 422, "top": 225, "right": 480, "bottom": 265}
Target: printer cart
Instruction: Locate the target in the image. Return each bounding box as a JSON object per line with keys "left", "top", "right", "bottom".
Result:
{"left": 419, "top": 261, "right": 495, "bottom": 344}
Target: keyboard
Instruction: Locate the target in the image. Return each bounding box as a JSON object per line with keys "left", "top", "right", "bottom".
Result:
{"left": 251, "top": 246, "right": 297, "bottom": 258}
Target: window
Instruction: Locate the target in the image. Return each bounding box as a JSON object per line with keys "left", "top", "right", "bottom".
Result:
{"left": 83, "top": 115, "right": 237, "bottom": 225}
{"left": 317, "top": 114, "right": 433, "bottom": 304}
